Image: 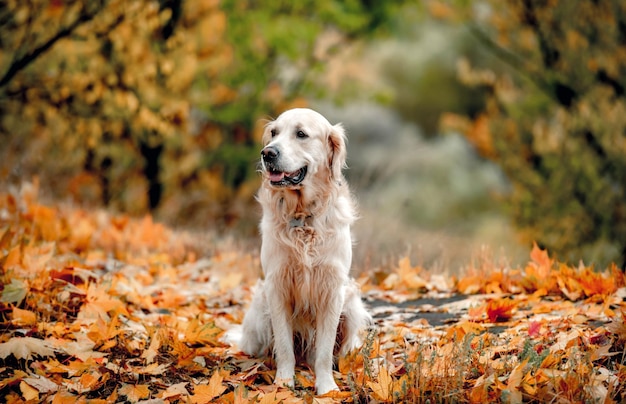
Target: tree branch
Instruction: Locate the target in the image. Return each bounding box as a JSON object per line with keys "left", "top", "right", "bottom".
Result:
{"left": 0, "top": 1, "right": 107, "bottom": 89}
{"left": 466, "top": 23, "right": 578, "bottom": 107}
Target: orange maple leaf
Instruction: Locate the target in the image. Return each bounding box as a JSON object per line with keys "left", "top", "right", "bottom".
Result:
{"left": 20, "top": 381, "right": 39, "bottom": 401}
{"left": 530, "top": 242, "right": 552, "bottom": 269}
{"left": 577, "top": 266, "right": 617, "bottom": 297}
{"left": 183, "top": 318, "right": 223, "bottom": 346}
{"left": 190, "top": 371, "right": 227, "bottom": 403}
{"left": 522, "top": 243, "right": 557, "bottom": 293}
{"left": 119, "top": 384, "right": 150, "bottom": 403}
{"left": 367, "top": 365, "right": 393, "bottom": 401}
{"left": 486, "top": 298, "right": 516, "bottom": 323}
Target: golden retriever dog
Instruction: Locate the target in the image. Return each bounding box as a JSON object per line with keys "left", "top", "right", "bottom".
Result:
{"left": 239, "top": 108, "right": 371, "bottom": 394}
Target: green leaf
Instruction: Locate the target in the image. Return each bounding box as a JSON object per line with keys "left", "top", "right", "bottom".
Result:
{"left": 1, "top": 278, "right": 28, "bottom": 305}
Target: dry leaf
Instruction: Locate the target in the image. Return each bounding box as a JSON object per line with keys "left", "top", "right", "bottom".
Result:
{"left": 192, "top": 371, "right": 227, "bottom": 403}
{"left": 367, "top": 365, "right": 392, "bottom": 402}
{"left": 22, "top": 375, "right": 59, "bottom": 394}
{"left": 20, "top": 380, "right": 39, "bottom": 401}
{"left": 0, "top": 337, "right": 56, "bottom": 360}
{"left": 12, "top": 306, "right": 37, "bottom": 325}
{"left": 1, "top": 278, "right": 28, "bottom": 304}
{"left": 1, "top": 186, "right": 625, "bottom": 403}
{"left": 119, "top": 383, "right": 150, "bottom": 403}
{"left": 486, "top": 298, "right": 517, "bottom": 322}
{"left": 141, "top": 332, "right": 161, "bottom": 364}
{"left": 160, "top": 382, "right": 189, "bottom": 399}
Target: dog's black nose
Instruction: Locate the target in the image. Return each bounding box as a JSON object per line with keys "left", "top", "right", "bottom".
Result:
{"left": 261, "top": 146, "right": 279, "bottom": 161}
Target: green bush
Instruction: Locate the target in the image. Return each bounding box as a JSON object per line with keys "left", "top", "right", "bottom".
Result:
{"left": 0, "top": 0, "right": 408, "bottom": 228}
{"left": 442, "top": 0, "right": 626, "bottom": 268}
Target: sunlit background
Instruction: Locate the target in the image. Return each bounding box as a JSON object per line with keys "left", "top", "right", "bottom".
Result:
{"left": 1, "top": 1, "right": 624, "bottom": 271}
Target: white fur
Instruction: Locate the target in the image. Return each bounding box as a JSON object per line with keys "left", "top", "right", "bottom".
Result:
{"left": 238, "top": 108, "right": 371, "bottom": 395}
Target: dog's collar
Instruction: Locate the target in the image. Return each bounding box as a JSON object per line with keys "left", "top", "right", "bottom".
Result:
{"left": 289, "top": 214, "right": 313, "bottom": 228}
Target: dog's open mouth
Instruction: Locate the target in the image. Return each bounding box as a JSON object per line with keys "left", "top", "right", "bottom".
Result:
{"left": 268, "top": 166, "right": 307, "bottom": 186}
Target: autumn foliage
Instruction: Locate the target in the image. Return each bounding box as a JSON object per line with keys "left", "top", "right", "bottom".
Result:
{"left": 1, "top": 184, "right": 625, "bottom": 403}
{"left": 0, "top": 0, "right": 405, "bottom": 229}
{"left": 438, "top": 0, "right": 626, "bottom": 267}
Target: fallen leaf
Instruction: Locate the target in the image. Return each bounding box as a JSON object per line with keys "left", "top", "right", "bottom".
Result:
{"left": 141, "top": 332, "right": 161, "bottom": 364}
{"left": 184, "top": 319, "right": 223, "bottom": 346}
{"left": 367, "top": 365, "right": 392, "bottom": 402}
{"left": 136, "top": 362, "right": 169, "bottom": 375}
{"left": 505, "top": 359, "right": 527, "bottom": 404}
{"left": 3, "top": 244, "right": 22, "bottom": 267}
{"left": 0, "top": 337, "right": 56, "bottom": 360}
{"left": 12, "top": 306, "right": 37, "bottom": 325}
{"left": 66, "top": 372, "right": 102, "bottom": 393}
{"left": 0, "top": 369, "right": 27, "bottom": 389}
{"left": 160, "top": 382, "right": 189, "bottom": 399}
{"left": 119, "top": 383, "right": 150, "bottom": 403}
{"left": 527, "top": 320, "right": 542, "bottom": 338}
{"left": 190, "top": 371, "right": 227, "bottom": 403}
{"left": 486, "top": 298, "right": 516, "bottom": 322}
{"left": 530, "top": 242, "right": 552, "bottom": 270}
{"left": 589, "top": 343, "right": 618, "bottom": 362}
{"left": 22, "top": 375, "right": 59, "bottom": 394}
{"left": 48, "top": 390, "right": 80, "bottom": 404}
{"left": 55, "top": 335, "right": 107, "bottom": 362}
{"left": 1, "top": 278, "right": 28, "bottom": 304}
{"left": 20, "top": 380, "right": 39, "bottom": 401}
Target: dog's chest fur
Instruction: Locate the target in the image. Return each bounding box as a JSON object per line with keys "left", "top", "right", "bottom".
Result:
{"left": 260, "top": 186, "right": 350, "bottom": 315}
{"left": 269, "top": 189, "right": 326, "bottom": 250}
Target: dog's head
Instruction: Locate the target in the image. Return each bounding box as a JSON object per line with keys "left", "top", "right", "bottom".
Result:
{"left": 260, "top": 108, "right": 347, "bottom": 189}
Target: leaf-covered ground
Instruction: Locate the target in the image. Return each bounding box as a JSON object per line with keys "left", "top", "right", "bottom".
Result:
{"left": 1, "top": 184, "right": 625, "bottom": 403}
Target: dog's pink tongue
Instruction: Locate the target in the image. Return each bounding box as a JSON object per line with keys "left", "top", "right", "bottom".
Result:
{"left": 269, "top": 171, "right": 284, "bottom": 182}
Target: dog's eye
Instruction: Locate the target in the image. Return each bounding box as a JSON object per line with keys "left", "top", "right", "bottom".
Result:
{"left": 296, "top": 130, "right": 308, "bottom": 139}
{"left": 270, "top": 129, "right": 277, "bottom": 138}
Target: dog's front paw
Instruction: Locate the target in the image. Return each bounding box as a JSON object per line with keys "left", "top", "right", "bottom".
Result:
{"left": 274, "top": 367, "right": 295, "bottom": 389}
{"left": 274, "top": 376, "right": 295, "bottom": 389}
{"left": 315, "top": 375, "right": 339, "bottom": 395}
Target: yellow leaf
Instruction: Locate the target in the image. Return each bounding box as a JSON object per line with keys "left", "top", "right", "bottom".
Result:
{"left": 397, "top": 256, "right": 428, "bottom": 290}
{"left": 119, "top": 384, "right": 150, "bottom": 403}
{"left": 505, "top": 359, "right": 527, "bottom": 404}
{"left": 184, "top": 319, "right": 222, "bottom": 346}
{"left": 49, "top": 390, "right": 80, "bottom": 404}
{"left": 589, "top": 343, "right": 617, "bottom": 361}
{"left": 141, "top": 332, "right": 161, "bottom": 364}
{"left": 67, "top": 371, "right": 105, "bottom": 394}
{"left": 4, "top": 244, "right": 22, "bottom": 267}
{"left": 79, "top": 283, "right": 128, "bottom": 320}
{"left": 137, "top": 362, "right": 169, "bottom": 375}
{"left": 0, "top": 370, "right": 27, "bottom": 389}
{"left": 367, "top": 365, "right": 392, "bottom": 402}
{"left": 20, "top": 381, "right": 39, "bottom": 401}
{"left": 257, "top": 389, "right": 299, "bottom": 404}
{"left": 190, "top": 372, "right": 227, "bottom": 403}
{"left": 12, "top": 307, "right": 37, "bottom": 325}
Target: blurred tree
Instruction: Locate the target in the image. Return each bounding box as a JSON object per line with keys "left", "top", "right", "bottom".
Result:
{"left": 439, "top": 0, "right": 626, "bottom": 268}
{"left": 0, "top": 0, "right": 406, "bottom": 229}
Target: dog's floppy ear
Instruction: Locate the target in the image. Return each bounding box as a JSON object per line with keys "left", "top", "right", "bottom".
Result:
{"left": 328, "top": 123, "right": 347, "bottom": 182}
